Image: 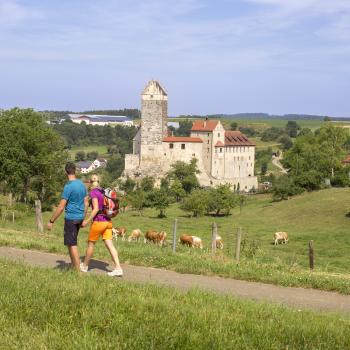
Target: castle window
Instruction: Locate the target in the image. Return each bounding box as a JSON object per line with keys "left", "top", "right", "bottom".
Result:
{"left": 249, "top": 156, "right": 251, "bottom": 160}
{"left": 164, "top": 153, "right": 166, "bottom": 156}
{"left": 207, "top": 148, "right": 210, "bottom": 152}
{"left": 220, "top": 148, "right": 222, "bottom": 153}
{"left": 207, "top": 133, "right": 210, "bottom": 136}
{"left": 218, "top": 133, "right": 220, "bottom": 137}
{"left": 150, "top": 94, "right": 153, "bottom": 98}
{"left": 169, "top": 143, "right": 174, "bottom": 149}
{"left": 192, "top": 153, "right": 195, "bottom": 157}
{"left": 207, "top": 140, "right": 209, "bottom": 144}
{"left": 181, "top": 144, "right": 185, "bottom": 150}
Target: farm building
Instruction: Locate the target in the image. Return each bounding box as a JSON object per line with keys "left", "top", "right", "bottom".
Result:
{"left": 68, "top": 114, "right": 134, "bottom": 127}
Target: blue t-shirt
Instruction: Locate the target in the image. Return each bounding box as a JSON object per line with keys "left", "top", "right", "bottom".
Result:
{"left": 61, "top": 179, "right": 87, "bottom": 221}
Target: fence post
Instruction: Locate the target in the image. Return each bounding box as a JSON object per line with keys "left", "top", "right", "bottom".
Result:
{"left": 35, "top": 200, "right": 44, "bottom": 233}
{"left": 235, "top": 227, "right": 242, "bottom": 263}
{"left": 8, "top": 193, "right": 13, "bottom": 207}
{"left": 309, "top": 240, "right": 314, "bottom": 271}
{"left": 211, "top": 223, "right": 217, "bottom": 255}
{"left": 12, "top": 212, "right": 15, "bottom": 224}
{"left": 172, "top": 218, "right": 177, "bottom": 253}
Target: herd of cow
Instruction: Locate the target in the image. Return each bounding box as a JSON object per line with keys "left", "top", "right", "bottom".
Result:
{"left": 112, "top": 227, "right": 289, "bottom": 249}
{"left": 111, "top": 227, "right": 224, "bottom": 249}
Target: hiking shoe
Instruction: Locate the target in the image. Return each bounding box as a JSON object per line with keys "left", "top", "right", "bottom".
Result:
{"left": 80, "top": 263, "right": 88, "bottom": 273}
{"left": 107, "top": 268, "right": 123, "bottom": 277}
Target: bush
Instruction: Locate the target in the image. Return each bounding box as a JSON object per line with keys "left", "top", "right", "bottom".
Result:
{"left": 180, "top": 189, "right": 209, "bottom": 217}
{"left": 272, "top": 175, "right": 304, "bottom": 201}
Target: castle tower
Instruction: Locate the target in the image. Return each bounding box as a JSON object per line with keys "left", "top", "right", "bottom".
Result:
{"left": 140, "top": 80, "right": 168, "bottom": 150}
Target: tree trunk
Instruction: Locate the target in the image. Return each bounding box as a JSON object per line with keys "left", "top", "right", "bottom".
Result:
{"left": 21, "top": 178, "right": 30, "bottom": 203}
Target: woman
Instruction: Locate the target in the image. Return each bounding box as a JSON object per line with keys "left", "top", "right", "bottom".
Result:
{"left": 80, "top": 174, "right": 123, "bottom": 277}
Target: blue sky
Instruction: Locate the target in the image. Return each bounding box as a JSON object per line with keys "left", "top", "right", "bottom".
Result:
{"left": 0, "top": 0, "right": 349, "bottom": 117}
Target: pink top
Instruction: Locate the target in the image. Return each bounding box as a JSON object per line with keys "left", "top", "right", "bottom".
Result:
{"left": 90, "top": 188, "right": 110, "bottom": 222}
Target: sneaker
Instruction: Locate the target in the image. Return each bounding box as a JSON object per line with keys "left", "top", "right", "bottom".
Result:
{"left": 107, "top": 268, "right": 123, "bottom": 277}
{"left": 80, "top": 262, "right": 88, "bottom": 273}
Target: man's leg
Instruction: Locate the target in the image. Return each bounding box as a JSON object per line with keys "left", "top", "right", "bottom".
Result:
{"left": 68, "top": 245, "right": 80, "bottom": 270}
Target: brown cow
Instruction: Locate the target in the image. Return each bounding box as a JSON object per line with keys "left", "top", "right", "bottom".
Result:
{"left": 274, "top": 231, "right": 288, "bottom": 245}
{"left": 112, "top": 227, "right": 126, "bottom": 241}
{"left": 179, "top": 234, "right": 194, "bottom": 247}
{"left": 144, "top": 230, "right": 167, "bottom": 246}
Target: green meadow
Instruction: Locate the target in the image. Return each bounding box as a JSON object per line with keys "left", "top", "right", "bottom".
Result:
{"left": 0, "top": 260, "right": 349, "bottom": 350}
{"left": 1, "top": 188, "right": 350, "bottom": 293}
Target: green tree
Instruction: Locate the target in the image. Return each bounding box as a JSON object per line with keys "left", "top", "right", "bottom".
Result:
{"left": 180, "top": 189, "right": 209, "bottom": 217}
{"left": 169, "top": 179, "right": 186, "bottom": 202}
{"left": 0, "top": 108, "right": 68, "bottom": 207}
{"left": 141, "top": 176, "right": 155, "bottom": 192}
{"left": 285, "top": 121, "right": 301, "bottom": 138}
{"left": 272, "top": 175, "right": 303, "bottom": 201}
{"left": 261, "top": 127, "right": 285, "bottom": 142}
{"left": 207, "top": 185, "right": 237, "bottom": 216}
{"left": 175, "top": 119, "right": 193, "bottom": 136}
{"left": 147, "top": 188, "right": 171, "bottom": 218}
{"left": 75, "top": 151, "right": 86, "bottom": 161}
{"left": 279, "top": 135, "right": 293, "bottom": 151}
{"left": 119, "top": 176, "right": 136, "bottom": 194}
{"left": 167, "top": 158, "right": 200, "bottom": 193}
{"left": 230, "top": 121, "right": 238, "bottom": 130}
{"left": 129, "top": 188, "right": 146, "bottom": 215}
{"left": 86, "top": 151, "right": 99, "bottom": 160}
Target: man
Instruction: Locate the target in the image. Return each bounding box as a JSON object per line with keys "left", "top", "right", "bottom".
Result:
{"left": 47, "top": 162, "right": 88, "bottom": 270}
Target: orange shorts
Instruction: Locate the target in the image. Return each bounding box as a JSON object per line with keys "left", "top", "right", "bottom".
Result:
{"left": 88, "top": 221, "right": 113, "bottom": 241}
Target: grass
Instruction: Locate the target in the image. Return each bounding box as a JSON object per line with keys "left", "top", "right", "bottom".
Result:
{"left": 1, "top": 260, "right": 350, "bottom": 350}
{"left": 2, "top": 188, "right": 350, "bottom": 293}
{"left": 68, "top": 145, "right": 109, "bottom": 159}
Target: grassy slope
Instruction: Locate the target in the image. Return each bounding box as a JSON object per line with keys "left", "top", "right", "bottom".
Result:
{"left": 0, "top": 260, "right": 349, "bottom": 350}
{"left": 2, "top": 189, "right": 350, "bottom": 293}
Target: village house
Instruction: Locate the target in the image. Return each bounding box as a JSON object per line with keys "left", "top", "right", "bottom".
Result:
{"left": 76, "top": 158, "right": 108, "bottom": 174}
{"left": 124, "top": 81, "right": 258, "bottom": 191}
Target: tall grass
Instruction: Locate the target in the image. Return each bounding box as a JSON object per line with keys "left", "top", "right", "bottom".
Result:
{"left": 0, "top": 260, "right": 349, "bottom": 350}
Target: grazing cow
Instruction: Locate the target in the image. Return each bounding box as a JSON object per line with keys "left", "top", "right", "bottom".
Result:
{"left": 144, "top": 230, "right": 167, "bottom": 246}
{"left": 216, "top": 235, "right": 224, "bottom": 250}
{"left": 112, "top": 227, "right": 127, "bottom": 241}
{"left": 274, "top": 231, "right": 288, "bottom": 245}
{"left": 192, "top": 236, "right": 203, "bottom": 249}
{"left": 128, "top": 229, "right": 142, "bottom": 242}
{"left": 180, "top": 234, "right": 193, "bottom": 247}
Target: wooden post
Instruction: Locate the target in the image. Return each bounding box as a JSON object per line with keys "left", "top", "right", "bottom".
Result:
{"left": 211, "top": 223, "right": 217, "bottom": 255}
{"left": 235, "top": 227, "right": 242, "bottom": 263}
{"left": 35, "top": 200, "right": 44, "bottom": 233}
{"left": 12, "top": 212, "right": 15, "bottom": 224}
{"left": 8, "top": 193, "right": 13, "bottom": 207}
{"left": 309, "top": 240, "right": 314, "bottom": 271}
{"left": 172, "top": 218, "right": 177, "bottom": 253}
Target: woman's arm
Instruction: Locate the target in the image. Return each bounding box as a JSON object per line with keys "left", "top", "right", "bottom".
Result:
{"left": 81, "top": 197, "right": 99, "bottom": 227}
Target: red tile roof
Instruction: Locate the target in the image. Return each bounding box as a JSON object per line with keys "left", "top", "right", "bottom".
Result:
{"left": 215, "top": 140, "right": 225, "bottom": 147}
{"left": 163, "top": 136, "right": 203, "bottom": 143}
{"left": 224, "top": 131, "right": 256, "bottom": 146}
{"left": 342, "top": 155, "right": 350, "bottom": 163}
{"left": 191, "top": 120, "right": 219, "bottom": 132}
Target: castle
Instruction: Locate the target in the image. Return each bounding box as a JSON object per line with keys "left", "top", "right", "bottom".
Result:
{"left": 124, "top": 81, "right": 258, "bottom": 191}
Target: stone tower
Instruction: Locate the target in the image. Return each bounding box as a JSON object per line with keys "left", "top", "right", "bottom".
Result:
{"left": 140, "top": 80, "right": 168, "bottom": 151}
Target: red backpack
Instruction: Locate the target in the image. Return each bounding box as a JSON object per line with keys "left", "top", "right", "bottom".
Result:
{"left": 97, "top": 188, "right": 119, "bottom": 218}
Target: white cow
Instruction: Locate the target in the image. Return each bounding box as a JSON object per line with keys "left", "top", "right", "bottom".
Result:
{"left": 274, "top": 232, "right": 288, "bottom": 245}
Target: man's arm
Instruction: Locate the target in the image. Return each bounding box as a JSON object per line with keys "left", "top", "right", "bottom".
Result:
{"left": 84, "top": 196, "right": 89, "bottom": 217}
{"left": 47, "top": 199, "right": 67, "bottom": 231}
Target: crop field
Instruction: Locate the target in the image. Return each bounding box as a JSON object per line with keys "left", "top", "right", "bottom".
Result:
{"left": 2, "top": 260, "right": 350, "bottom": 349}
{"left": 68, "top": 145, "right": 109, "bottom": 159}
{"left": 1, "top": 188, "right": 350, "bottom": 293}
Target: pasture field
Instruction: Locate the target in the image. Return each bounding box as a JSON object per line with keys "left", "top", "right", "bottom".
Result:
{"left": 0, "top": 260, "right": 349, "bottom": 350}
{"left": 1, "top": 188, "right": 350, "bottom": 293}
{"left": 68, "top": 145, "right": 109, "bottom": 159}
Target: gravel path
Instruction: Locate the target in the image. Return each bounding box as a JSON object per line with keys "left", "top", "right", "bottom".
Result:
{"left": 1, "top": 246, "right": 350, "bottom": 314}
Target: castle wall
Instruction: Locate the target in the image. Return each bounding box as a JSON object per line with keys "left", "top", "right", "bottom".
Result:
{"left": 190, "top": 131, "right": 213, "bottom": 174}
{"left": 224, "top": 145, "right": 255, "bottom": 178}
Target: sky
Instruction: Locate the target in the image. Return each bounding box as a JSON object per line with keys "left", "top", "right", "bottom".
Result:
{"left": 0, "top": 0, "right": 349, "bottom": 117}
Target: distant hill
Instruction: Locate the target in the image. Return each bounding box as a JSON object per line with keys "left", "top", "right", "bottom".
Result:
{"left": 174, "top": 113, "right": 350, "bottom": 121}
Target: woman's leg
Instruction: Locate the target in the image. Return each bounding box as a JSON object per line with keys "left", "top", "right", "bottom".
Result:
{"left": 103, "top": 239, "right": 121, "bottom": 269}
{"left": 83, "top": 241, "right": 96, "bottom": 267}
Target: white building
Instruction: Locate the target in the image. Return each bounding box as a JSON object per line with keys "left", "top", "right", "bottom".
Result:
{"left": 68, "top": 114, "right": 134, "bottom": 127}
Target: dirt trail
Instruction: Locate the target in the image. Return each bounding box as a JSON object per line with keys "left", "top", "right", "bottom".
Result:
{"left": 1, "top": 246, "right": 350, "bottom": 314}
